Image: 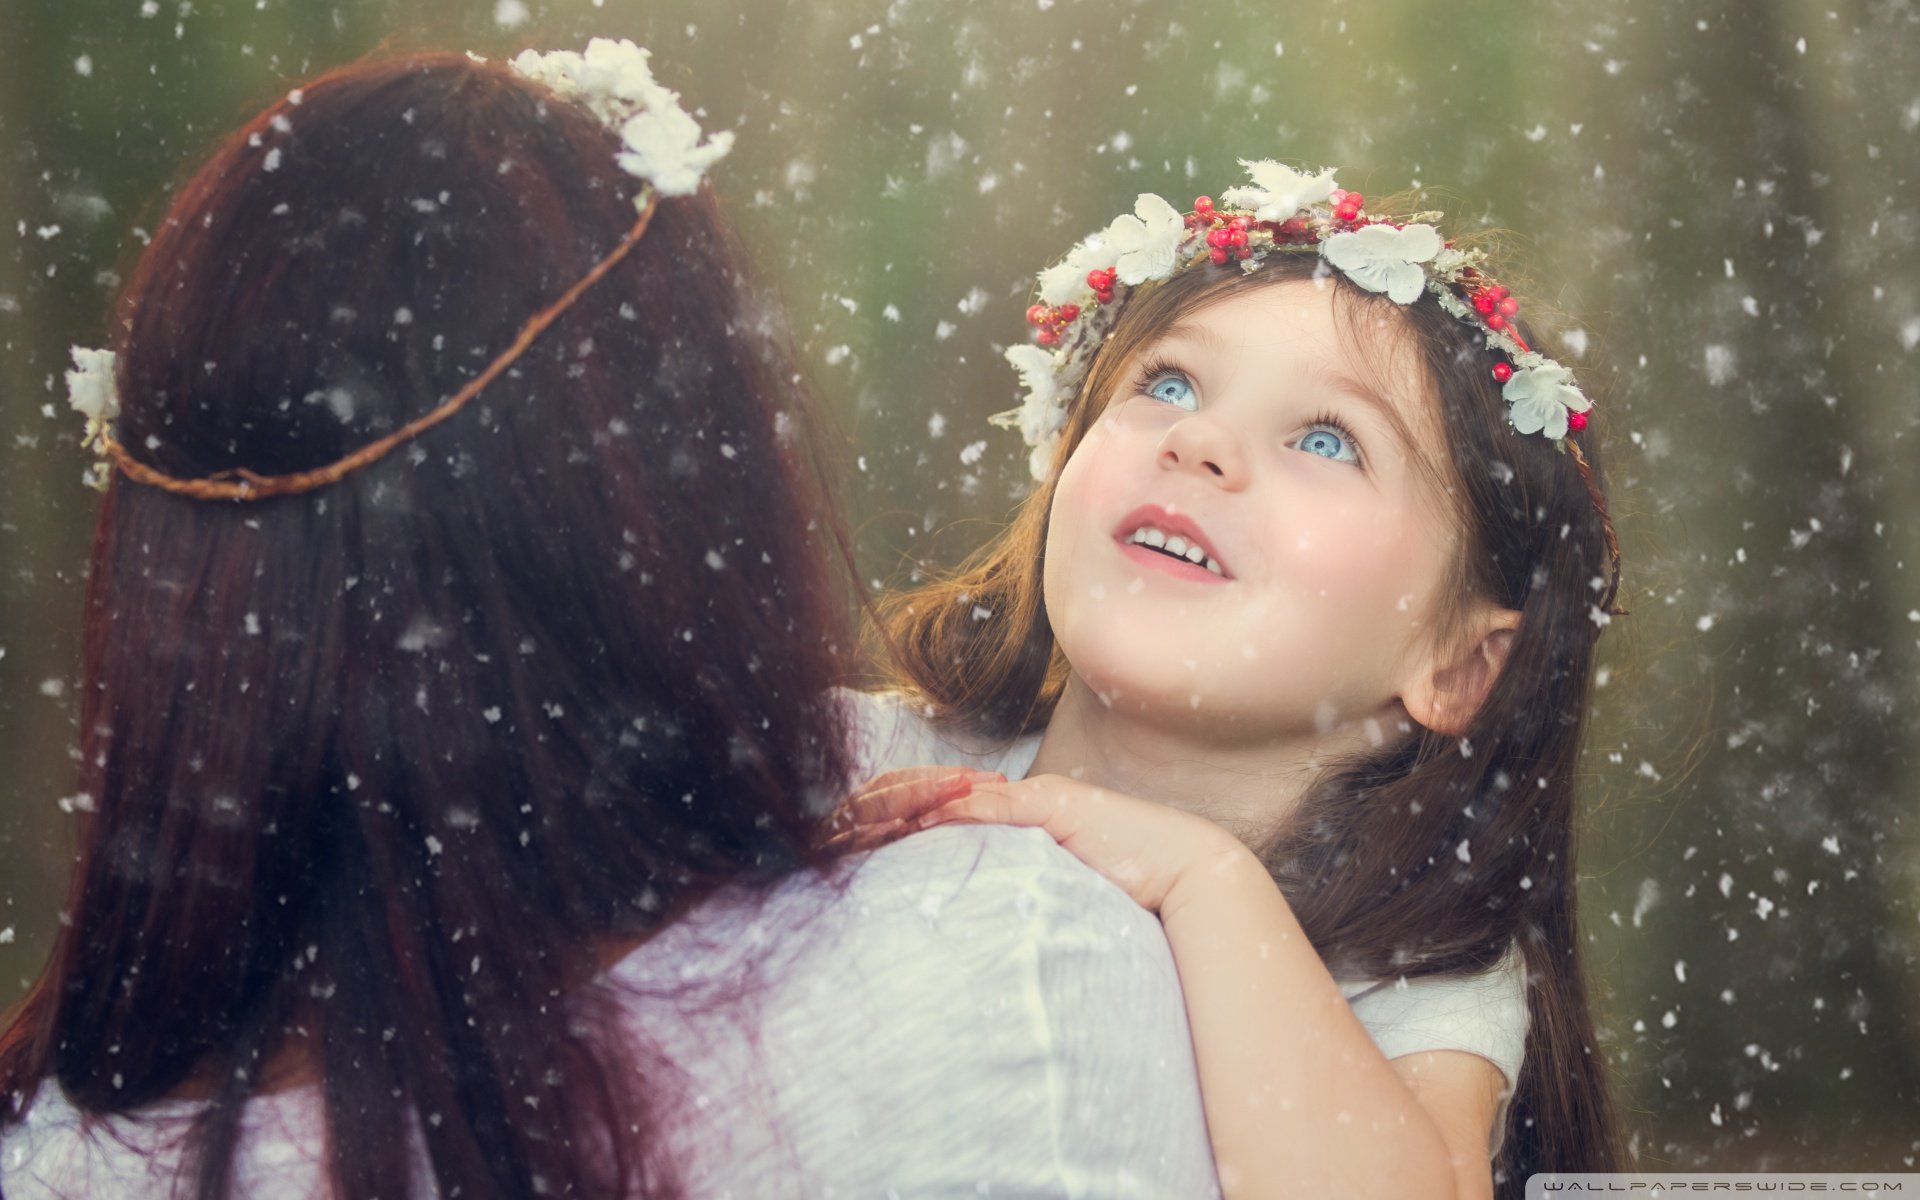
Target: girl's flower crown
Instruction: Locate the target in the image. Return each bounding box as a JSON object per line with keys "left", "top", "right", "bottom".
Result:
{"left": 996, "top": 161, "right": 1593, "bottom": 483}
{"left": 67, "top": 38, "right": 729, "bottom": 501}
{"left": 996, "top": 160, "right": 1623, "bottom": 617}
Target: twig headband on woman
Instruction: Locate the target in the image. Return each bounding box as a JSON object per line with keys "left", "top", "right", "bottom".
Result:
{"left": 66, "top": 38, "right": 730, "bottom": 501}
{"left": 997, "top": 161, "right": 1623, "bottom": 617}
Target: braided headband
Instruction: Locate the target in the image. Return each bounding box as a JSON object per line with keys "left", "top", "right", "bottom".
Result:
{"left": 996, "top": 162, "right": 1624, "bottom": 618}
{"left": 66, "top": 39, "right": 724, "bottom": 503}
{"left": 90, "top": 196, "right": 655, "bottom": 502}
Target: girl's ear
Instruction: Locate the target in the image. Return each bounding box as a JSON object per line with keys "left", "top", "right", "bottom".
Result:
{"left": 1398, "top": 606, "right": 1521, "bottom": 738}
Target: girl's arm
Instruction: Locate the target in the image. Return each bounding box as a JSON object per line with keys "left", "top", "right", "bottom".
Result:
{"left": 842, "top": 771, "right": 1500, "bottom": 1200}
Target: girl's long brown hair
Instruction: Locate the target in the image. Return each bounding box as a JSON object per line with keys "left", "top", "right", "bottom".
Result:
{"left": 1, "top": 53, "right": 857, "bottom": 1199}
{"left": 876, "top": 255, "right": 1631, "bottom": 1188}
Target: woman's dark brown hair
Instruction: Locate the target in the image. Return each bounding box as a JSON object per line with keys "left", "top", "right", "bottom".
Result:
{"left": 0, "top": 52, "right": 856, "bottom": 1199}
{"left": 876, "top": 253, "right": 1631, "bottom": 1189}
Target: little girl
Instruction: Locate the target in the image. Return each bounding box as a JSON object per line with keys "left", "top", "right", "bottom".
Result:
{"left": 840, "top": 165, "right": 1631, "bottom": 1196}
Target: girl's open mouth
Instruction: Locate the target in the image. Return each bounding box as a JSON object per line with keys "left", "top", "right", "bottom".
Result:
{"left": 1121, "top": 525, "right": 1225, "bottom": 576}
{"left": 1111, "top": 505, "right": 1232, "bottom": 580}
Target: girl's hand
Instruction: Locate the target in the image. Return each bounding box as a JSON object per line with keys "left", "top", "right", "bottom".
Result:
{"left": 818, "top": 766, "right": 1007, "bottom": 853}
{"left": 845, "top": 772, "right": 1253, "bottom": 915}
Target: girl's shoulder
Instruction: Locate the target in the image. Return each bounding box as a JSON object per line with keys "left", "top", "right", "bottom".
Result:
{"left": 1337, "top": 943, "right": 1530, "bottom": 1158}
{"left": 835, "top": 687, "right": 1043, "bottom": 780}
{"left": 1336, "top": 942, "right": 1528, "bottom": 1072}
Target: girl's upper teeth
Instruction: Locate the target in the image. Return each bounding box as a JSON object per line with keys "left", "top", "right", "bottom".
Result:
{"left": 1126, "top": 526, "right": 1224, "bottom": 575}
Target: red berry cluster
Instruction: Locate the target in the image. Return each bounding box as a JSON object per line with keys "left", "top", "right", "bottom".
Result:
{"left": 1188, "top": 196, "right": 1255, "bottom": 265}
{"left": 1473, "top": 283, "right": 1532, "bottom": 390}
{"left": 1025, "top": 301, "right": 1082, "bottom": 346}
{"left": 1085, "top": 268, "right": 1117, "bottom": 305}
{"left": 1472, "top": 283, "right": 1521, "bottom": 331}
{"left": 1273, "top": 216, "right": 1315, "bottom": 244}
{"left": 1330, "top": 189, "right": 1365, "bottom": 223}
{"left": 1567, "top": 410, "right": 1589, "bottom": 432}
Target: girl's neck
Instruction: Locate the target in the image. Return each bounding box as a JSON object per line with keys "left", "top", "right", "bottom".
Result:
{"left": 1025, "top": 676, "right": 1377, "bottom": 840}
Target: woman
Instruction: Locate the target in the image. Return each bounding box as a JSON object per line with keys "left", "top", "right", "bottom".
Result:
{"left": 0, "top": 45, "right": 1217, "bottom": 1198}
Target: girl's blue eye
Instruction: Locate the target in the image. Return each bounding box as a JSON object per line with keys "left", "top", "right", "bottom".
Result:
{"left": 1145, "top": 372, "right": 1197, "bottom": 411}
{"left": 1296, "top": 426, "right": 1360, "bottom": 465}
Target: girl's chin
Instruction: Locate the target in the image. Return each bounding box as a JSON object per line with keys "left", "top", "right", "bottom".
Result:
{"left": 1060, "top": 657, "right": 1386, "bottom": 745}
{"left": 1063, "top": 660, "right": 1263, "bottom": 724}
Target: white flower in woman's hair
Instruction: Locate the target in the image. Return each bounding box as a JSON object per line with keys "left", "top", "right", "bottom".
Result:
{"left": 1321, "top": 223, "right": 1444, "bottom": 305}
{"left": 1103, "top": 193, "right": 1187, "bottom": 286}
{"left": 1501, "top": 361, "right": 1591, "bottom": 440}
{"left": 1220, "top": 159, "right": 1338, "bottom": 221}
{"left": 1037, "top": 234, "right": 1114, "bottom": 306}
{"left": 617, "top": 105, "right": 734, "bottom": 198}
{"left": 66, "top": 346, "right": 118, "bottom": 422}
{"left": 67, "top": 346, "right": 119, "bottom": 492}
{"left": 510, "top": 38, "right": 732, "bottom": 198}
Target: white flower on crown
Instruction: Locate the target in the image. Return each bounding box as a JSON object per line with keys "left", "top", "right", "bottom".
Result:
{"left": 1321, "top": 223, "right": 1444, "bottom": 305}
{"left": 1103, "top": 193, "right": 1187, "bottom": 286}
{"left": 1501, "top": 362, "right": 1591, "bottom": 440}
{"left": 1220, "top": 159, "right": 1338, "bottom": 221}
{"left": 1037, "top": 234, "right": 1114, "bottom": 306}
{"left": 509, "top": 38, "right": 732, "bottom": 199}
{"left": 994, "top": 343, "right": 1070, "bottom": 481}
{"left": 997, "top": 344, "right": 1063, "bottom": 437}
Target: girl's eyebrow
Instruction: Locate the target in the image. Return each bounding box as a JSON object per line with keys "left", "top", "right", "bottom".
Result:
{"left": 1159, "top": 321, "right": 1231, "bottom": 351}
{"left": 1157, "top": 320, "right": 1422, "bottom": 462}
{"left": 1296, "top": 361, "right": 1419, "bottom": 457}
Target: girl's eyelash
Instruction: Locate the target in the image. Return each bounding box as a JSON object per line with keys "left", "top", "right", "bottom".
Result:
{"left": 1304, "top": 410, "right": 1367, "bottom": 465}
{"left": 1132, "top": 356, "right": 1189, "bottom": 393}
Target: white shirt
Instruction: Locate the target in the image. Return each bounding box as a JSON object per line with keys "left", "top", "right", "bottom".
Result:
{"left": 3, "top": 826, "right": 1222, "bottom": 1198}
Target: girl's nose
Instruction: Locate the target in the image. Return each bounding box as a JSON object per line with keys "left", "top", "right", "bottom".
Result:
{"left": 1156, "top": 414, "right": 1249, "bottom": 489}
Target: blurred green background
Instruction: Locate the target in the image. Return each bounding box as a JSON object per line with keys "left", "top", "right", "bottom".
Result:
{"left": 3, "top": 0, "right": 1916, "bottom": 1170}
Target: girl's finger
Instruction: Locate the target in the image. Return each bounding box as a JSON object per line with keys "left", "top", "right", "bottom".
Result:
{"left": 911, "top": 782, "right": 1037, "bottom": 831}
{"left": 820, "top": 817, "right": 913, "bottom": 855}
{"left": 821, "top": 769, "right": 959, "bottom": 840}
{"left": 935, "top": 777, "right": 1070, "bottom": 821}
{"left": 841, "top": 767, "right": 1005, "bottom": 826}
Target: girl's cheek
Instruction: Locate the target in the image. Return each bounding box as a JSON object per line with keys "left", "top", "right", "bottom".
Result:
{"left": 1271, "top": 506, "right": 1427, "bottom": 603}
{"left": 1056, "top": 419, "right": 1130, "bottom": 505}
{"left": 1071, "top": 412, "right": 1123, "bottom": 461}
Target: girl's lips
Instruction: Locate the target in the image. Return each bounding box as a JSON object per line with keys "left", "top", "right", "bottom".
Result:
{"left": 1118, "top": 540, "right": 1230, "bottom": 583}
{"left": 1110, "top": 504, "right": 1233, "bottom": 579}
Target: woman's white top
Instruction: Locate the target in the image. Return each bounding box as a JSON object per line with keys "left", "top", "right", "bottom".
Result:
{"left": 4, "top": 826, "right": 1218, "bottom": 1198}
{"left": 0, "top": 691, "right": 1527, "bottom": 1197}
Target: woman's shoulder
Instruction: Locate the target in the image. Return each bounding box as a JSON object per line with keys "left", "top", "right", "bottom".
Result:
{"left": 810, "top": 825, "right": 1182, "bottom": 1000}
{"left": 1, "top": 1084, "right": 345, "bottom": 1199}
{"left": 835, "top": 687, "right": 1043, "bottom": 779}
{"left": 613, "top": 824, "right": 1176, "bottom": 998}
{"left": 609, "top": 826, "right": 1220, "bottom": 1195}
